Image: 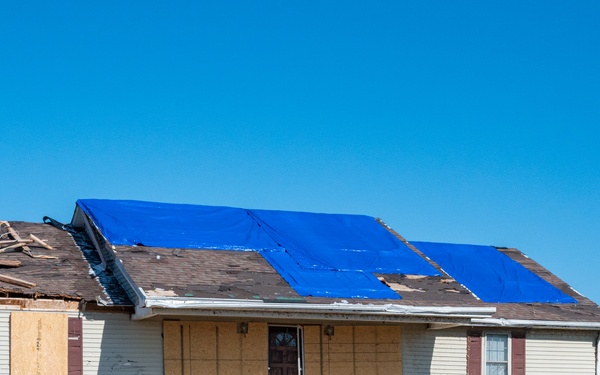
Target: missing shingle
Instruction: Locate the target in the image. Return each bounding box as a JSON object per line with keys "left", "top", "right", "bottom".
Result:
{"left": 378, "top": 276, "right": 426, "bottom": 293}
{"left": 145, "top": 288, "right": 177, "bottom": 297}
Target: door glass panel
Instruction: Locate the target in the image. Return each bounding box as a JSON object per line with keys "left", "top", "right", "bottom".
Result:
{"left": 269, "top": 327, "right": 301, "bottom": 375}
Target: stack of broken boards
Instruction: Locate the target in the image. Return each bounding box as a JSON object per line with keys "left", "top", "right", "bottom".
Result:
{"left": 0, "top": 221, "right": 56, "bottom": 289}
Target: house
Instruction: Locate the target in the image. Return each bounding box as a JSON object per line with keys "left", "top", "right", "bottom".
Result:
{"left": 0, "top": 218, "right": 166, "bottom": 375}
{"left": 1, "top": 199, "right": 599, "bottom": 374}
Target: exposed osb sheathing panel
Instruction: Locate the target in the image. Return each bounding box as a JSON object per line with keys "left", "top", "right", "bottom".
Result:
{"left": 304, "top": 325, "right": 402, "bottom": 375}
{"left": 164, "top": 321, "right": 267, "bottom": 375}
{"left": 10, "top": 311, "right": 68, "bottom": 375}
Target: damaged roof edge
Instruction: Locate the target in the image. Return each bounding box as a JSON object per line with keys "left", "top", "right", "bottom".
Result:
{"left": 470, "top": 317, "right": 600, "bottom": 330}
{"left": 133, "top": 295, "right": 496, "bottom": 321}
{"left": 73, "top": 206, "right": 146, "bottom": 306}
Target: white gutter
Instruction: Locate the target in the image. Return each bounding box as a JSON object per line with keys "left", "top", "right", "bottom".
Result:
{"left": 143, "top": 296, "right": 495, "bottom": 316}
{"left": 132, "top": 295, "right": 496, "bottom": 320}
{"left": 471, "top": 317, "right": 600, "bottom": 330}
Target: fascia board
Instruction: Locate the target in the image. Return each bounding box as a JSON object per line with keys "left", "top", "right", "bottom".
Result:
{"left": 470, "top": 317, "right": 600, "bottom": 330}
{"left": 132, "top": 296, "right": 496, "bottom": 321}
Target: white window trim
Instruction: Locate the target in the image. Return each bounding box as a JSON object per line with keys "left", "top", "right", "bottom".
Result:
{"left": 482, "top": 331, "right": 512, "bottom": 375}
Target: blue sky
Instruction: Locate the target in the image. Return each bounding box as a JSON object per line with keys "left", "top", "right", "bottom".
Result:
{"left": 1, "top": 2, "right": 599, "bottom": 303}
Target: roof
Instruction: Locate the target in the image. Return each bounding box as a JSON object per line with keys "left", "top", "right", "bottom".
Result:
{"left": 0, "top": 221, "right": 130, "bottom": 306}
{"left": 2, "top": 199, "right": 598, "bottom": 327}
{"left": 70, "top": 199, "right": 600, "bottom": 326}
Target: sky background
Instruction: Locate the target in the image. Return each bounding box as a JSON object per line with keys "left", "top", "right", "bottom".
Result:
{"left": 1, "top": 2, "right": 599, "bottom": 304}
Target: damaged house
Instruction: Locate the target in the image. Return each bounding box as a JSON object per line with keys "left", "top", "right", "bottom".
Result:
{"left": 0, "top": 199, "right": 599, "bottom": 374}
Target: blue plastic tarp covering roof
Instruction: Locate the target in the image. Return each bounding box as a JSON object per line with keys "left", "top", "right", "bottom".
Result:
{"left": 76, "top": 199, "right": 441, "bottom": 300}
{"left": 249, "top": 209, "right": 439, "bottom": 275}
{"left": 76, "top": 199, "right": 279, "bottom": 250}
{"left": 411, "top": 241, "right": 577, "bottom": 304}
{"left": 262, "top": 249, "right": 401, "bottom": 299}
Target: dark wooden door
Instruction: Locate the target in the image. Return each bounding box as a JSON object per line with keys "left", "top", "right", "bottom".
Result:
{"left": 269, "top": 326, "right": 300, "bottom": 375}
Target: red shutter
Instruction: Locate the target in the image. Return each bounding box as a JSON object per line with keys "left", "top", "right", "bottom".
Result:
{"left": 68, "top": 317, "right": 83, "bottom": 375}
{"left": 511, "top": 331, "right": 526, "bottom": 375}
{"left": 467, "top": 330, "right": 482, "bottom": 375}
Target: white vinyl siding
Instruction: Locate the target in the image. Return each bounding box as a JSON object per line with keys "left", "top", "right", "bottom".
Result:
{"left": 402, "top": 325, "right": 467, "bottom": 375}
{"left": 526, "top": 330, "right": 596, "bottom": 374}
{"left": 0, "top": 310, "right": 9, "bottom": 374}
{"left": 82, "top": 312, "right": 163, "bottom": 375}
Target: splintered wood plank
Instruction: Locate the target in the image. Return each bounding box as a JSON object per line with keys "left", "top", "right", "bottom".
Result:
{"left": 0, "top": 259, "right": 21, "bottom": 268}
{"left": 29, "top": 234, "right": 54, "bottom": 250}
{"left": 0, "top": 274, "right": 36, "bottom": 288}
{"left": 1, "top": 221, "right": 31, "bottom": 252}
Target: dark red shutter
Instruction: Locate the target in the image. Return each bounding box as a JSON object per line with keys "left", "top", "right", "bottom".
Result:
{"left": 467, "top": 330, "right": 482, "bottom": 375}
{"left": 511, "top": 331, "right": 526, "bottom": 375}
{"left": 68, "top": 317, "right": 83, "bottom": 375}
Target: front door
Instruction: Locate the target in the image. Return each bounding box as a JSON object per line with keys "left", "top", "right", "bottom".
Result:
{"left": 268, "top": 326, "right": 302, "bottom": 375}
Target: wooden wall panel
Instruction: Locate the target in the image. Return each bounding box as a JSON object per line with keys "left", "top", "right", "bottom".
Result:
{"left": 310, "top": 325, "right": 402, "bottom": 375}
{"left": 10, "top": 311, "right": 68, "bottom": 375}
{"left": 303, "top": 325, "right": 323, "bottom": 375}
{"left": 163, "top": 322, "right": 403, "bottom": 375}
{"left": 164, "top": 321, "right": 268, "bottom": 375}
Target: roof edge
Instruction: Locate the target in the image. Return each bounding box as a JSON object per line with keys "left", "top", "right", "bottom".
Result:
{"left": 132, "top": 296, "right": 496, "bottom": 321}
{"left": 471, "top": 317, "right": 600, "bottom": 330}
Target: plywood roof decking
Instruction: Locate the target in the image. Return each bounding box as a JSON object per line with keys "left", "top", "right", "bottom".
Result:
{"left": 0, "top": 222, "right": 130, "bottom": 305}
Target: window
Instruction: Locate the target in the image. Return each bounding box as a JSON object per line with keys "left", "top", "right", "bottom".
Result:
{"left": 468, "top": 330, "right": 525, "bottom": 375}
{"left": 485, "top": 333, "right": 510, "bottom": 375}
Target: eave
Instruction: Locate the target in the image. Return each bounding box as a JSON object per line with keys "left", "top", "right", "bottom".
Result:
{"left": 470, "top": 317, "right": 600, "bottom": 331}
{"left": 132, "top": 293, "right": 496, "bottom": 322}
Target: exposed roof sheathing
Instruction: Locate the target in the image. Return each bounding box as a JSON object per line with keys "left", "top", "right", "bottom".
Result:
{"left": 0, "top": 222, "right": 130, "bottom": 305}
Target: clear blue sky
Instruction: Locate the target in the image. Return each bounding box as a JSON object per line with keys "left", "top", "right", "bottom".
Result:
{"left": 1, "top": 2, "right": 599, "bottom": 303}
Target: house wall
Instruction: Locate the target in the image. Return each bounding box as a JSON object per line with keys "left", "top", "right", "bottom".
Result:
{"left": 304, "top": 324, "right": 402, "bottom": 375}
{"left": 164, "top": 321, "right": 402, "bottom": 375}
{"left": 525, "top": 329, "right": 597, "bottom": 374}
{"left": 401, "top": 325, "right": 467, "bottom": 375}
{"left": 0, "top": 304, "right": 163, "bottom": 375}
{"left": 82, "top": 311, "right": 163, "bottom": 375}
{"left": 0, "top": 302, "right": 80, "bottom": 374}
{"left": 163, "top": 321, "right": 268, "bottom": 375}
{"left": 0, "top": 310, "right": 9, "bottom": 374}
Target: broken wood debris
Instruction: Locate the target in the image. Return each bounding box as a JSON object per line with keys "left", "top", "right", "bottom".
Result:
{"left": 0, "top": 221, "right": 57, "bottom": 259}
{"left": 0, "top": 274, "right": 36, "bottom": 288}
{"left": 0, "top": 260, "right": 22, "bottom": 268}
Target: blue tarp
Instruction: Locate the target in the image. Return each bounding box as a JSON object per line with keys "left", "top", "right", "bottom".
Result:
{"left": 262, "top": 249, "right": 401, "bottom": 299}
{"left": 249, "top": 209, "right": 440, "bottom": 275}
{"left": 76, "top": 199, "right": 441, "bottom": 299}
{"left": 77, "top": 199, "right": 279, "bottom": 250}
{"left": 411, "top": 241, "right": 577, "bottom": 304}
